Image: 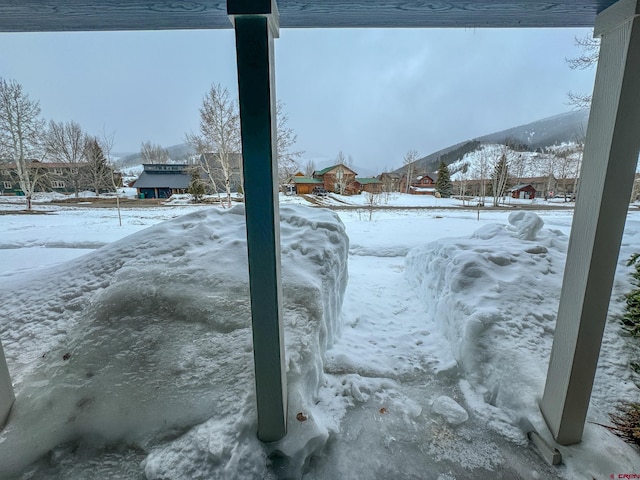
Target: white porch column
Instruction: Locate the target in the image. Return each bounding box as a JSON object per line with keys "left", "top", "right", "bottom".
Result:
{"left": 0, "top": 339, "right": 14, "bottom": 429}
{"left": 541, "top": 0, "right": 640, "bottom": 445}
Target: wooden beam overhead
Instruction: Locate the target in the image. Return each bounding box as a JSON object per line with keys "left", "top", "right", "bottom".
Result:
{"left": 0, "top": 1, "right": 618, "bottom": 32}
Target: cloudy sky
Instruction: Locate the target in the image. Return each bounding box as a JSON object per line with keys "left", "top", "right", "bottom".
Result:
{"left": 0, "top": 27, "right": 596, "bottom": 173}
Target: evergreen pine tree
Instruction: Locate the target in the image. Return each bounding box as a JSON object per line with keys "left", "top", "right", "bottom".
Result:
{"left": 82, "top": 138, "right": 113, "bottom": 194}
{"left": 188, "top": 170, "right": 206, "bottom": 203}
{"left": 491, "top": 153, "right": 510, "bottom": 206}
{"left": 435, "top": 161, "right": 452, "bottom": 198}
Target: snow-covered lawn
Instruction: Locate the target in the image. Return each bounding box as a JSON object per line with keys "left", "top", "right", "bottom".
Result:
{"left": 0, "top": 200, "right": 639, "bottom": 479}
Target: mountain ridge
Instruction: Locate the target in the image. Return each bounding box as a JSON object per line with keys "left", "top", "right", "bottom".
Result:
{"left": 394, "top": 109, "right": 589, "bottom": 174}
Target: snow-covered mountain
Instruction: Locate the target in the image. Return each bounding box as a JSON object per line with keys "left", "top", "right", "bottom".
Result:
{"left": 116, "top": 143, "right": 196, "bottom": 168}
{"left": 396, "top": 109, "right": 589, "bottom": 175}
{"left": 448, "top": 142, "right": 583, "bottom": 182}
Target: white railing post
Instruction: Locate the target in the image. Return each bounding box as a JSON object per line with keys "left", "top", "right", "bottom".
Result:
{"left": 228, "top": 0, "right": 287, "bottom": 442}
{"left": 0, "top": 339, "right": 14, "bottom": 429}
{"left": 541, "top": 0, "right": 640, "bottom": 445}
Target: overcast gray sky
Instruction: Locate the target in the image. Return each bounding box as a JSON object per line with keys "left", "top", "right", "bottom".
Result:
{"left": 0, "top": 28, "right": 596, "bottom": 173}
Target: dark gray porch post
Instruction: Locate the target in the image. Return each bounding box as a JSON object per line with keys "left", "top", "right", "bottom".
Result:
{"left": 0, "top": 340, "right": 14, "bottom": 429}
{"left": 541, "top": 0, "right": 640, "bottom": 445}
{"left": 228, "top": 0, "right": 287, "bottom": 442}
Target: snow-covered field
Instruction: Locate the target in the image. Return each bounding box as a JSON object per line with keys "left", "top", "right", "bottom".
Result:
{"left": 0, "top": 195, "right": 639, "bottom": 479}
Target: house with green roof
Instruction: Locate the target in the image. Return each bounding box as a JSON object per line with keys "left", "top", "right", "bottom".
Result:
{"left": 354, "top": 177, "right": 382, "bottom": 194}
{"left": 286, "top": 173, "right": 323, "bottom": 194}
{"left": 313, "top": 163, "right": 357, "bottom": 194}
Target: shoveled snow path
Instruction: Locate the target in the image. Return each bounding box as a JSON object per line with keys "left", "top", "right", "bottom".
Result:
{"left": 308, "top": 250, "right": 562, "bottom": 479}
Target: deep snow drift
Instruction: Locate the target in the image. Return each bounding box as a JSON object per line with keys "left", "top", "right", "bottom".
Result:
{"left": 0, "top": 204, "right": 348, "bottom": 479}
{"left": 406, "top": 211, "right": 640, "bottom": 478}
{"left": 1, "top": 202, "right": 640, "bottom": 479}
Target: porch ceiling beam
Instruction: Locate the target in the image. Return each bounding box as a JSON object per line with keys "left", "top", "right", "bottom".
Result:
{"left": 0, "top": 1, "right": 620, "bottom": 32}
{"left": 0, "top": 340, "right": 14, "bottom": 429}
{"left": 229, "top": 0, "right": 287, "bottom": 442}
{"left": 541, "top": 0, "right": 640, "bottom": 445}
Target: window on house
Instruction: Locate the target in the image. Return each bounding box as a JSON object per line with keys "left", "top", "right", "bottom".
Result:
{"left": 3, "top": 181, "right": 12, "bottom": 189}
{"left": 52, "top": 181, "right": 65, "bottom": 188}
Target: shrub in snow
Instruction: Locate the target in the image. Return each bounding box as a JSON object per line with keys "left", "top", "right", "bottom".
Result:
{"left": 605, "top": 401, "right": 640, "bottom": 447}
{"left": 623, "top": 253, "right": 640, "bottom": 337}
{"left": 0, "top": 204, "right": 348, "bottom": 479}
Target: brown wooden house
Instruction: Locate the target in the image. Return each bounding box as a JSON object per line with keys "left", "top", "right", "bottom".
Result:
{"left": 353, "top": 177, "right": 382, "bottom": 193}
{"left": 513, "top": 175, "right": 557, "bottom": 198}
{"left": 287, "top": 173, "right": 323, "bottom": 194}
{"left": 313, "top": 164, "right": 358, "bottom": 194}
{"left": 400, "top": 173, "right": 439, "bottom": 195}
{"left": 378, "top": 172, "right": 402, "bottom": 192}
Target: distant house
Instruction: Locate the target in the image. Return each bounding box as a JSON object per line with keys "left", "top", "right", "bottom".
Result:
{"left": 0, "top": 160, "right": 117, "bottom": 195}
{"left": 508, "top": 183, "right": 537, "bottom": 200}
{"left": 354, "top": 177, "right": 382, "bottom": 194}
{"left": 453, "top": 175, "right": 557, "bottom": 199}
{"left": 556, "top": 177, "right": 579, "bottom": 199}
{"left": 377, "top": 172, "right": 402, "bottom": 192}
{"left": 313, "top": 164, "right": 358, "bottom": 194}
{"left": 135, "top": 164, "right": 191, "bottom": 199}
{"left": 286, "top": 173, "right": 323, "bottom": 195}
{"left": 400, "top": 173, "right": 439, "bottom": 195}
{"left": 513, "top": 175, "right": 556, "bottom": 198}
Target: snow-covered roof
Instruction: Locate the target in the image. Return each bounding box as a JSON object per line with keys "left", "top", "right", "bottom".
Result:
{"left": 508, "top": 183, "right": 535, "bottom": 192}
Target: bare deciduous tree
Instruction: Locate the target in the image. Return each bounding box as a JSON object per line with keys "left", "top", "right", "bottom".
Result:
{"left": 45, "top": 120, "right": 87, "bottom": 198}
{"left": 303, "top": 159, "right": 316, "bottom": 177}
{"left": 0, "top": 78, "right": 46, "bottom": 210}
{"left": 276, "top": 101, "right": 303, "bottom": 184}
{"left": 402, "top": 149, "right": 419, "bottom": 194}
{"left": 98, "top": 130, "right": 122, "bottom": 226}
{"left": 186, "top": 84, "right": 241, "bottom": 208}
{"left": 334, "top": 151, "right": 351, "bottom": 194}
{"left": 566, "top": 34, "right": 600, "bottom": 70}
{"left": 473, "top": 146, "right": 491, "bottom": 205}
{"left": 140, "top": 141, "right": 170, "bottom": 164}
{"left": 566, "top": 33, "right": 599, "bottom": 108}
{"left": 491, "top": 146, "right": 510, "bottom": 206}
{"left": 364, "top": 190, "right": 379, "bottom": 221}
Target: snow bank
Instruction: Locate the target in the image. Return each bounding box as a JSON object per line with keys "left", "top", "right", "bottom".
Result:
{"left": 0, "top": 204, "right": 348, "bottom": 479}
{"left": 405, "top": 211, "right": 640, "bottom": 476}
{"left": 406, "top": 212, "right": 565, "bottom": 426}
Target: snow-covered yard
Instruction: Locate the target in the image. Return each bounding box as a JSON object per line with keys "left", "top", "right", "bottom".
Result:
{"left": 0, "top": 197, "right": 639, "bottom": 479}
